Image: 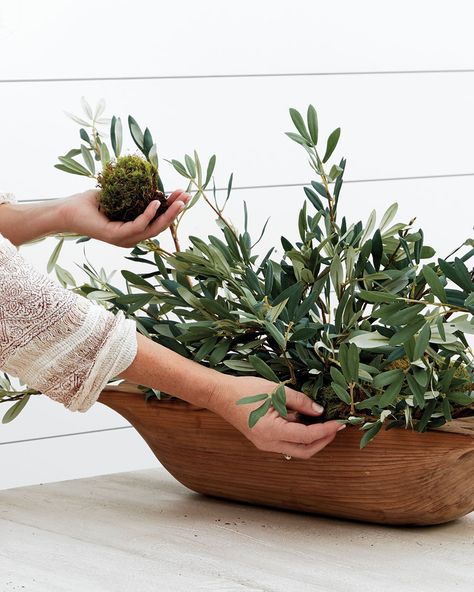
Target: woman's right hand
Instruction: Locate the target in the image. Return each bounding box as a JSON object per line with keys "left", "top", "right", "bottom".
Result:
{"left": 209, "top": 375, "right": 346, "bottom": 459}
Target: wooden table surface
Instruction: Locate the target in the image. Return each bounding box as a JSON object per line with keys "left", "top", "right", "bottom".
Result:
{"left": 0, "top": 467, "right": 473, "bottom": 592}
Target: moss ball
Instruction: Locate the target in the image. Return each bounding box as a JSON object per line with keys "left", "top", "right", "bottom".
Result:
{"left": 97, "top": 155, "right": 168, "bottom": 222}
{"left": 385, "top": 357, "right": 411, "bottom": 371}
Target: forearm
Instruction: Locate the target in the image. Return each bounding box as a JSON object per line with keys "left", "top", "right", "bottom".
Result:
{"left": 0, "top": 199, "right": 67, "bottom": 246}
{"left": 118, "top": 333, "right": 231, "bottom": 413}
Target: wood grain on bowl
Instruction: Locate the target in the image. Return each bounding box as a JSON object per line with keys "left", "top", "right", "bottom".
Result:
{"left": 99, "top": 386, "right": 474, "bottom": 526}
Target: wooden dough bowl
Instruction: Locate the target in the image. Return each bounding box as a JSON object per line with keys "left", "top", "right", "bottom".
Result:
{"left": 99, "top": 387, "right": 474, "bottom": 526}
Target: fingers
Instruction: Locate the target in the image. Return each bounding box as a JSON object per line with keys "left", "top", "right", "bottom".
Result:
{"left": 130, "top": 199, "right": 164, "bottom": 233}
{"left": 286, "top": 411, "right": 300, "bottom": 422}
{"left": 143, "top": 198, "right": 186, "bottom": 237}
{"left": 166, "top": 188, "right": 188, "bottom": 206}
{"left": 285, "top": 387, "right": 324, "bottom": 416}
{"left": 131, "top": 190, "right": 190, "bottom": 234}
{"left": 110, "top": 191, "right": 190, "bottom": 246}
{"left": 278, "top": 418, "right": 345, "bottom": 444}
{"left": 277, "top": 433, "right": 337, "bottom": 459}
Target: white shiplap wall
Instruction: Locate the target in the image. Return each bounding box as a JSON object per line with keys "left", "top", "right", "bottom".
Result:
{"left": 1, "top": 0, "right": 473, "bottom": 489}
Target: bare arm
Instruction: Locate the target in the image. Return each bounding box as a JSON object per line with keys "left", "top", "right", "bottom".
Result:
{"left": 119, "top": 333, "right": 345, "bottom": 459}
{"left": 0, "top": 198, "right": 65, "bottom": 245}
{"left": 0, "top": 189, "right": 188, "bottom": 247}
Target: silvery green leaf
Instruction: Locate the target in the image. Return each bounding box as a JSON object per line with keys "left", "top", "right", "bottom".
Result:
{"left": 413, "top": 323, "right": 431, "bottom": 361}
{"left": 204, "top": 155, "right": 216, "bottom": 187}
{"left": 265, "top": 298, "right": 289, "bottom": 323}
{"left": 80, "top": 96, "right": 93, "bottom": 119}
{"left": 345, "top": 246, "right": 356, "bottom": 281}
{"left": 170, "top": 159, "right": 190, "bottom": 178}
{"left": 447, "top": 391, "right": 474, "bottom": 405}
{"left": 328, "top": 164, "right": 343, "bottom": 182}
{"left": 223, "top": 360, "right": 255, "bottom": 372}
{"left": 322, "top": 128, "right": 341, "bottom": 163}
{"left": 249, "top": 355, "right": 279, "bottom": 382}
{"left": 285, "top": 132, "right": 310, "bottom": 146}
{"left": 373, "top": 369, "right": 404, "bottom": 389}
{"left": 357, "top": 290, "right": 398, "bottom": 303}
{"left": 307, "top": 104, "right": 318, "bottom": 145}
{"left": 185, "top": 154, "right": 196, "bottom": 178}
{"left": 2, "top": 394, "right": 31, "bottom": 424}
{"left": 94, "top": 98, "right": 106, "bottom": 119}
{"left": 358, "top": 210, "right": 376, "bottom": 245}
{"left": 64, "top": 111, "right": 91, "bottom": 127}
{"left": 348, "top": 331, "right": 390, "bottom": 349}
{"left": 465, "top": 293, "right": 474, "bottom": 312}
{"left": 289, "top": 108, "right": 312, "bottom": 144}
{"left": 143, "top": 128, "right": 154, "bottom": 156}
{"left": 81, "top": 145, "right": 95, "bottom": 175}
{"left": 330, "top": 366, "right": 348, "bottom": 388}
{"left": 272, "top": 384, "right": 288, "bottom": 417}
{"left": 47, "top": 238, "right": 64, "bottom": 273}
{"left": 379, "top": 203, "right": 399, "bottom": 231}
{"left": 128, "top": 115, "right": 144, "bottom": 150}
{"left": 237, "top": 393, "right": 269, "bottom": 405}
{"left": 87, "top": 290, "right": 116, "bottom": 301}
{"left": 262, "top": 321, "right": 287, "bottom": 350}
{"left": 331, "top": 382, "right": 351, "bottom": 404}
{"left": 358, "top": 369, "right": 374, "bottom": 382}
{"left": 330, "top": 252, "right": 343, "bottom": 293}
{"left": 359, "top": 421, "right": 382, "bottom": 448}
{"left": 55, "top": 264, "right": 76, "bottom": 287}
{"left": 429, "top": 324, "right": 459, "bottom": 344}
{"left": 148, "top": 144, "right": 158, "bottom": 169}
{"left": 248, "top": 399, "right": 272, "bottom": 428}
{"left": 444, "top": 315, "right": 474, "bottom": 334}
{"left": 347, "top": 416, "right": 364, "bottom": 425}
{"left": 422, "top": 265, "right": 447, "bottom": 302}
{"left": 193, "top": 150, "right": 202, "bottom": 185}
{"left": 381, "top": 222, "right": 407, "bottom": 238}
{"left": 111, "top": 116, "right": 123, "bottom": 158}
{"left": 100, "top": 143, "right": 111, "bottom": 167}
{"left": 389, "top": 317, "right": 425, "bottom": 346}
{"left": 58, "top": 156, "right": 91, "bottom": 177}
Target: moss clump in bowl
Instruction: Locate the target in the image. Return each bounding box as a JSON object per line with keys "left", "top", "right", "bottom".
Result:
{"left": 97, "top": 155, "right": 168, "bottom": 222}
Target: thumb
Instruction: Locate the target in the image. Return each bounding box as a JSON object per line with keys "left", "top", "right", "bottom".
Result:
{"left": 285, "top": 387, "right": 324, "bottom": 416}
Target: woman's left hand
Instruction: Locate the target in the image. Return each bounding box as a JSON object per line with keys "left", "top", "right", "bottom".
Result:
{"left": 61, "top": 188, "right": 190, "bottom": 247}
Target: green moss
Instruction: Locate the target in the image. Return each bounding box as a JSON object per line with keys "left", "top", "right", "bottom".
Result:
{"left": 316, "top": 385, "right": 349, "bottom": 420}
{"left": 97, "top": 155, "right": 168, "bottom": 222}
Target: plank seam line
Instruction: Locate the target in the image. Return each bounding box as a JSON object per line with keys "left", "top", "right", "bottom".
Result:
{"left": 17, "top": 172, "right": 474, "bottom": 203}
{"left": 0, "top": 424, "right": 133, "bottom": 446}
{"left": 1, "top": 68, "right": 474, "bottom": 84}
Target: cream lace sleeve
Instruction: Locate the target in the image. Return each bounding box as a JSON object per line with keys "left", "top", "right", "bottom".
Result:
{"left": 0, "top": 193, "right": 138, "bottom": 412}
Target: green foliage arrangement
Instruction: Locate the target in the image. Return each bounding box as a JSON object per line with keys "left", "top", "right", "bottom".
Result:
{"left": 2, "top": 98, "right": 474, "bottom": 448}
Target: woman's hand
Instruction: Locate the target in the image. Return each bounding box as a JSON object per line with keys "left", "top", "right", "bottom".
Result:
{"left": 60, "top": 189, "right": 190, "bottom": 247}
{"left": 209, "top": 375, "right": 345, "bottom": 459}
{"left": 120, "top": 334, "right": 344, "bottom": 461}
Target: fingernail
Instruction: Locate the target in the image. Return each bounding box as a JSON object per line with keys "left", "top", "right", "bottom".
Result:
{"left": 154, "top": 200, "right": 160, "bottom": 211}
{"left": 312, "top": 402, "right": 324, "bottom": 413}
{"left": 337, "top": 424, "right": 347, "bottom": 432}
{"left": 176, "top": 200, "right": 185, "bottom": 211}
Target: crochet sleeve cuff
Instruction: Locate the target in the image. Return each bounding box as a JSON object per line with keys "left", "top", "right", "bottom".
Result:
{"left": 0, "top": 233, "right": 138, "bottom": 412}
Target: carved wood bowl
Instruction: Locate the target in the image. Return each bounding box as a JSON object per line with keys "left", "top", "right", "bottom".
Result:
{"left": 98, "top": 386, "right": 474, "bottom": 526}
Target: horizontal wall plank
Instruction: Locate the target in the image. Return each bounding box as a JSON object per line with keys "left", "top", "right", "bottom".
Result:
{"left": 1, "top": 74, "right": 474, "bottom": 200}
{"left": 0, "top": 425, "right": 159, "bottom": 490}
{"left": 1, "top": 1, "right": 473, "bottom": 79}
